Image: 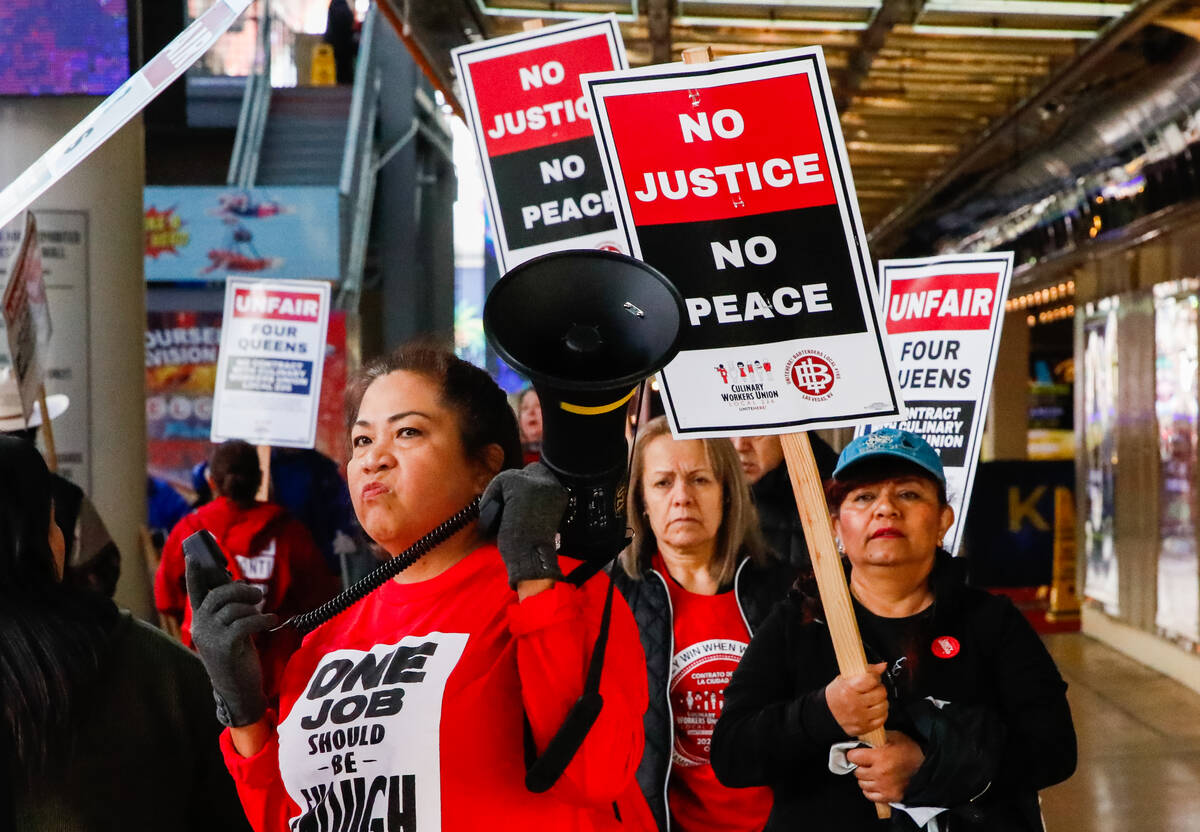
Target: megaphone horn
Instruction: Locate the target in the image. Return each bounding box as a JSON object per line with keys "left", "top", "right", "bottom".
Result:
{"left": 484, "top": 250, "right": 685, "bottom": 563}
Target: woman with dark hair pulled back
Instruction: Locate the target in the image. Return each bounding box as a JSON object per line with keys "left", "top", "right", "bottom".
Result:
{"left": 155, "top": 440, "right": 338, "bottom": 704}
{"left": 187, "top": 343, "right": 654, "bottom": 831}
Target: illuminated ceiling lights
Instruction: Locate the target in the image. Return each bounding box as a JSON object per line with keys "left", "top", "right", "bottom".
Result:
{"left": 1006, "top": 280, "right": 1077, "bottom": 325}
{"left": 921, "top": 0, "right": 1130, "bottom": 16}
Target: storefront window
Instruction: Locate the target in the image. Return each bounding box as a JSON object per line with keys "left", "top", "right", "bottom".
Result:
{"left": 1083, "top": 297, "right": 1120, "bottom": 613}
{"left": 1154, "top": 281, "right": 1200, "bottom": 641}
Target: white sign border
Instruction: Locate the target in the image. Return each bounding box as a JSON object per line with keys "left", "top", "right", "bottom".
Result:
{"left": 452, "top": 14, "right": 628, "bottom": 274}
{"left": 581, "top": 47, "right": 902, "bottom": 438}
{"left": 211, "top": 276, "right": 332, "bottom": 449}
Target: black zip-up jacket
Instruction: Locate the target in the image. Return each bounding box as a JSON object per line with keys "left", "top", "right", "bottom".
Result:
{"left": 710, "top": 552, "right": 1076, "bottom": 831}
{"left": 611, "top": 554, "right": 795, "bottom": 831}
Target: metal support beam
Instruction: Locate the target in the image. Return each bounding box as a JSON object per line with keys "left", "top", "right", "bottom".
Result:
{"left": 867, "top": 0, "right": 1184, "bottom": 253}
{"left": 837, "top": 0, "right": 925, "bottom": 111}
{"left": 648, "top": 0, "right": 675, "bottom": 65}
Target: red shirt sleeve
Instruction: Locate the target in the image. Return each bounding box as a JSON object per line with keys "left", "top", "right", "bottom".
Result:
{"left": 507, "top": 569, "right": 649, "bottom": 809}
{"left": 218, "top": 714, "right": 298, "bottom": 832}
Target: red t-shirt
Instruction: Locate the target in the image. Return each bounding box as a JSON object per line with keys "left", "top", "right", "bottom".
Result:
{"left": 221, "top": 544, "right": 655, "bottom": 832}
{"left": 654, "top": 555, "right": 774, "bottom": 832}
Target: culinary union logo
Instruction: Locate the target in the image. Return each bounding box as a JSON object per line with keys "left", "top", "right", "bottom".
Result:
{"left": 786, "top": 351, "right": 838, "bottom": 400}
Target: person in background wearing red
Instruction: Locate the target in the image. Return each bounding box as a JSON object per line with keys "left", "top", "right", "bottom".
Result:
{"left": 516, "top": 386, "right": 543, "bottom": 464}
{"left": 611, "top": 416, "right": 795, "bottom": 832}
{"left": 186, "top": 346, "right": 653, "bottom": 831}
{"left": 156, "top": 439, "right": 338, "bottom": 703}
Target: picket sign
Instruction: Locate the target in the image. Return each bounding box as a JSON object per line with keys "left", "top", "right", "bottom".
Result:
{"left": 688, "top": 46, "right": 890, "bottom": 819}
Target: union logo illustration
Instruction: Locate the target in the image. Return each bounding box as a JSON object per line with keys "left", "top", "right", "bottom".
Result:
{"left": 786, "top": 351, "right": 838, "bottom": 400}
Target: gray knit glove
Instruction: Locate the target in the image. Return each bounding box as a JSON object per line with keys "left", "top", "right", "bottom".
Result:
{"left": 186, "top": 553, "right": 276, "bottom": 728}
{"left": 480, "top": 462, "right": 568, "bottom": 589}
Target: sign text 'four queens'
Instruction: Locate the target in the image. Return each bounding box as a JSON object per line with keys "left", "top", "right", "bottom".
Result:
{"left": 453, "top": 16, "right": 628, "bottom": 271}
{"left": 211, "top": 277, "right": 331, "bottom": 449}
{"left": 582, "top": 48, "right": 901, "bottom": 438}
{"left": 861, "top": 252, "right": 1014, "bottom": 554}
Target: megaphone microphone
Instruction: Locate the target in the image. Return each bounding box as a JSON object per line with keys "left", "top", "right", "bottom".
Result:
{"left": 484, "top": 250, "right": 685, "bottom": 564}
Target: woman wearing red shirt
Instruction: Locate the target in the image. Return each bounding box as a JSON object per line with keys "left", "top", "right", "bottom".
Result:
{"left": 155, "top": 439, "right": 338, "bottom": 703}
{"left": 611, "top": 416, "right": 794, "bottom": 832}
{"left": 186, "top": 346, "right": 652, "bottom": 832}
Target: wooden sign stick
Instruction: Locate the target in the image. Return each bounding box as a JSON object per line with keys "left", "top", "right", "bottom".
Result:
{"left": 38, "top": 384, "right": 58, "bottom": 472}
{"left": 256, "top": 444, "right": 271, "bottom": 502}
{"left": 678, "top": 42, "right": 889, "bottom": 819}
{"left": 782, "top": 432, "right": 890, "bottom": 818}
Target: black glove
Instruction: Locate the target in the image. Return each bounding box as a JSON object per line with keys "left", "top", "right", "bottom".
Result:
{"left": 480, "top": 462, "right": 568, "bottom": 589}
{"left": 186, "top": 555, "right": 276, "bottom": 728}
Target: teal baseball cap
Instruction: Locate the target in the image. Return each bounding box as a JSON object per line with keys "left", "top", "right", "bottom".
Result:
{"left": 833, "top": 428, "right": 946, "bottom": 485}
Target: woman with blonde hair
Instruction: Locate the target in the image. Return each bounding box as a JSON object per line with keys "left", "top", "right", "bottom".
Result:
{"left": 611, "top": 416, "right": 794, "bottom": 832}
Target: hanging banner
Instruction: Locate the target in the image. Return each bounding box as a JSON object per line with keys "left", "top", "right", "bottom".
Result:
{"left": 144, "top": 185, "right": 341, "bottom": 282}
{"left": 452, "top": 16, "right": 628, "bottom": 272}
{"left": 211, "top": 277, "right": 331, "bottom": 448}
{"left": 582, "top": 48, "right": 901, "bottom": 437}
{"left": 859, "top": 252, "right": 1014, "bottom": 554}
{"left": 2, "top": 213, "right": 53, "bottom": 419}
{"left": 0, "top": 0, "right": 255, "bottom": 231}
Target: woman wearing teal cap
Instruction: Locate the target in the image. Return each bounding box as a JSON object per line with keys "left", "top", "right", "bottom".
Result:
{"left": 710, "top": 429, "right": 1076, "bottom": 831}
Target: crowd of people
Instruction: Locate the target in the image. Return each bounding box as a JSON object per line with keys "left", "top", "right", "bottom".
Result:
{"left": 0, "top": 344, "right": 1076, "bottom": 831}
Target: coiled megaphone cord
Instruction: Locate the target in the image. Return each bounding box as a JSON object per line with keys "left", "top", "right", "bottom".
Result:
{"left": 273, "top": 496, "right": 481, "bottom": 636}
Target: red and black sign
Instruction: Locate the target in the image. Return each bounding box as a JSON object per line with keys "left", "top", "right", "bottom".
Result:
{"left": 585, "top": 49, "right": 900, "bottom": 437}
{"left": 453, "top": 18, "right": 627, "bottom": 270}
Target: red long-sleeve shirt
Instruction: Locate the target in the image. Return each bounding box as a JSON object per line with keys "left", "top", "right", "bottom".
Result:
{"left": 220, "top": 544, "right": 654, "bottom": 832}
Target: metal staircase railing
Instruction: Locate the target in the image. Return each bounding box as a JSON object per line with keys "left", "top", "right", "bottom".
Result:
{"left": 227, "top": 2, "right": 274, "bottom": 189}
{"left": 336, "top": 4, "right": 382, "bottom": 310}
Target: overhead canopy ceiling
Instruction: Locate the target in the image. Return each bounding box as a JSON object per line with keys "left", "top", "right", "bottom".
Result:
{"left": 384, "top": 0, "right": 1200, "bottom": 255}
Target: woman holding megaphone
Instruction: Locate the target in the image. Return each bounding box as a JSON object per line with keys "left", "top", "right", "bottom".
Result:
{"left": 186, "top": 346, "right": 654, "bottom": 831}
{"left": 611, "top": 416, "right": 795, "bottom": 832}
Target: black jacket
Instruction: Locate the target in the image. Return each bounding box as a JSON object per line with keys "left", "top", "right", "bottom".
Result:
{"left": 611, "top": 555, "right": 795, "bottom": 831}
{"left": 751, "top": 435, "right": 838, "bottom": 569}
{"left": 710, "top": 553, "right": 1076, "bottom": 831}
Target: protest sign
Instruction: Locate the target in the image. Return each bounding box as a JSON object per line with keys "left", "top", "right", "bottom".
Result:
{"left": 0, "top": 211, "right": 89, "bottom": 486}
{"left": 582, "top": 47, "right": 900, "bottom": 438}
{"left": 863, "top": 252, "right": 1014, "bottom": 554}
{"left": 453, "top": 16, "right": 628, "bottom": 271}
{"left": 211, "top": 277, "right": 331, "bottom": 448}
{"left": 2, "top": 213, "right": 52, "bottom": 421}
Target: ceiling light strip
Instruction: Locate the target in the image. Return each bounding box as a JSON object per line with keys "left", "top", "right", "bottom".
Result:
{"left": 675, "top": 14, "right": 870, "bottom": 29}
{"left": 473, "top": 1, "right": 638, "bottom": 22}
{"left": 910, "top": 23, "right": 1099, "bottom": 37}
{"left": 924, "top": 0, "right": 1128, "bottom": 15}
{"left": 683, "top": 0, "right": 880, "bottom": 9}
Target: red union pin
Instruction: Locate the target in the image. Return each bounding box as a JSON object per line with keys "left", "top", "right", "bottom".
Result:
{"left": 932, "top": 636, "right": 960, "bottom": 658}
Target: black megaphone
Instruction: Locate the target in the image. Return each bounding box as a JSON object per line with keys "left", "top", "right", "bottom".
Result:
{"left": 484, "top": 250, "right": 685, "bottom": 563}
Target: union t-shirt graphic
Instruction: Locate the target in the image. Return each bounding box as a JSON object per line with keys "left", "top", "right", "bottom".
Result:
{"left": 670, "top": 638, "right": 744, "bottom": 768}
{"left": 278, "top": 633, "right": 468, "bottom": 831}
{"left": 654, "top": 556, "right": 773, "bottom": 831}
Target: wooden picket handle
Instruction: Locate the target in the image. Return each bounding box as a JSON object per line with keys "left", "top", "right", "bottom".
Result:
{"left": 256, "top": 444, "right": 271, "bottom": 502}
{"left": 678, "top": 40, "right": 889, "bottom": 818}
{"left": 781, "top": 432, "right": 891, "bottom": 819}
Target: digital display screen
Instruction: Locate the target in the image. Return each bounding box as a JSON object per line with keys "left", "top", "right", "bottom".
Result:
{"left": 0, "top": 1, "right": 129, "bottom": 96}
